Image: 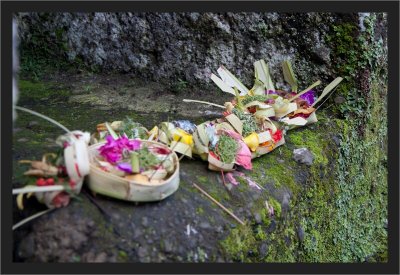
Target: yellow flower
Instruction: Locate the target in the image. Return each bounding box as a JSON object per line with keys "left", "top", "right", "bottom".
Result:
{"left": 172, "top": 128, "right": 193, "bottom": 146}
{"left": 243, "top": 132, "right": 259, "bottom": 152}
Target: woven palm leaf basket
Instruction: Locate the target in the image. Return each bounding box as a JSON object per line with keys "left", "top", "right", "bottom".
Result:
{"left": 87, "top": 140, "right": 180, "bottom": 202}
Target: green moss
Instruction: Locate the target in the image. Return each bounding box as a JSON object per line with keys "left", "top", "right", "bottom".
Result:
{"left": 287, "top": 128, "right": 329, "bottom": 166}
{"left": 171, "top": 78, "right": 189, "bottom": 93}
{"left": 117, "top": 250, "right": 129, "bottom": 262}
{"left": 20, "top": 21, "right": 92, "bottom": 79}
{"left": 251, "top": 151, "right": 299, "bottom": 195}
{"left": 259, "top": 208, "right": 272, "bottom": 227}
{"left": 268, "top": 198, "right": 281, "bottom": 218}
{"left": 220, "top": 224, "right": 258, "bottom": 262}
{"left": 255, "top": 225, "right": 267, "bottom": 241}
{"left": 19, "top": 80, "right": 70, "bottom": 101}
{"left": 196, "top": 206, "right": 205, "bottom": 215}
{"left": 196, "top": 175, "right": 209, "bottom": 184}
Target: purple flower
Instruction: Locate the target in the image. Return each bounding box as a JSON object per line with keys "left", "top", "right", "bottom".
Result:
{"left": 98, "top": 135, "right": 141, "bottom": 163}
{"left": 266, "top": 98, "right": 275, "bottom": 104}
{"left": 265, "top": 90, "right": 277, "bottom": 94}
{"left": 117, "top": 162, "right": 133, "bottom": 173}
{"left": 299, "top": 90, "right": 316, "bottom": 105}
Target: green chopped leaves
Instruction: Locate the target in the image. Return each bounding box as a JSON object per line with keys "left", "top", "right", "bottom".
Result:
{"left": 215, "top": 135, "right": 239, "bottom": 163}
{"left": 232, "top": 109, "right": 259, "bottom": 137}
{"left": 242, "top": 95, "right": 269, "bottom": 106}
{"left": 137, "top": 147, "right": 161, "bottom": 169}
{"left": 122, "top": 117, "right": 148, "bottom": 139}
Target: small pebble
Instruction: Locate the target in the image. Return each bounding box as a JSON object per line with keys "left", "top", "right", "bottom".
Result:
{"left": 293, "top": 148, "right": 314, "bottom": 166}
{"left": 133, "top": 228, "right": 142, "bottom": 238}
{"left": 259, "top": 242, "right": 268, "bottom": 257}
{"left": 199, "top": 222, "right": 211, "bottom": 229}
{"left": 254, "top": 212, "right": 262, "bottom": 224}
{"left": 334, "top": 96, "right": 346, "bottom": 104}
{"left": 141, "top": 217, "right": 149, "bottom": 227}
{"left": 163, "top": 240, "right": 173, "bottom": 253}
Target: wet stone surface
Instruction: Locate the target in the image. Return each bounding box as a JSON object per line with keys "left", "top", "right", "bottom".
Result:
{"left": 12, "top": 73, "right": 337, "bottom": 263}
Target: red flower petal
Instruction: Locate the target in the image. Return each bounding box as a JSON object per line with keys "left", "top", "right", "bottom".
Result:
{"left": 52, "top": 192, "right": 70, "bottom": 208}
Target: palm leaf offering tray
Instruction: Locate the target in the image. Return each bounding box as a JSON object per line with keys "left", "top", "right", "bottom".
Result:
{"left": 93, "top": 59, "right": 342, "bottom": 172}
{"left": 87, "top": 136, "right": 180, "bottom": 202}
{"left": 13, "top": 59, "right": 341, "bottom": 229}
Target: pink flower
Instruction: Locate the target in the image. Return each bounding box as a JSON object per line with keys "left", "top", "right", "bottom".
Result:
{"left": 235, "top": 141, "right": 252, "bottom": 170}
{"left": 99, "top": 135, "right": 141, "bottom": 163}
{"left": 225, "top": 173, "right": 239, "bottom": 185}
{"left": 117, "top": 135, "right": 141, "bottom": 151}
{"left": 220, "top": 130, "right": 252, "bottom": 170}
{"left": 150, "top": 146, "right": 171, "bottom": 155}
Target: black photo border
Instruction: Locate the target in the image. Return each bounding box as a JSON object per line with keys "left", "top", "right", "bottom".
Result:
{"left": 1, "top": 1, "right": 399, "bottom": 274}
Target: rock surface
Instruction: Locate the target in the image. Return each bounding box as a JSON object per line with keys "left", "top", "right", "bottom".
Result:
{"left": 293, "top": 148, "right": 314, "bottom": 166}
{"left": 16, "top": 12, "right": 359, "bottom": 88}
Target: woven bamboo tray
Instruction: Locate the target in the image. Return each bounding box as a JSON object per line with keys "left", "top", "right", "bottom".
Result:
{"left": 87, "top": 140, "right": 180, "bottom": 202}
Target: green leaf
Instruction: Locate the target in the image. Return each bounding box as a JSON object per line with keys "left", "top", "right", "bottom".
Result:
{"left": 312, "top": 77, "right": 343, "bottom": 107}
{"left": 105, "top": 122, "right": 119, "bottom": 139}
{"left": 250, "top": 78, "right": 267, "bottom": 96}
{"left": 254, "top": 59, "right": 275, "bottom": 91}
{"left": 217, "top": 65, "right": 249, "bottom": 96}
{"left": 210, "top": 73, "right": 235, "bottom": 95}
{"left": 289, "top": 80, "right": 321, "bottom": 102}
{"left": 282, "top": 60, "right": 298, "bottom": 92}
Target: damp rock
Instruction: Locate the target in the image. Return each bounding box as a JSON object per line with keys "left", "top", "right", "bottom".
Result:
{"left": 254, "top": 212, "right": 262, "bottom": 224}
{"left": 141, "top": 217, "right": 149, "bottom": 227}
{"left": 332, "top": 135, "right": 341, "bottom": 146}
{"left": 293, "top": 148, "right": 314, "bottom": 166}
{"left": 199, "top": 222, "right": 211, "bottom": 229}
{"left": 163, "top": 240, "right": 173, "bottom": 253}
{"left": 281, "top": 192, "right": 291, "bottom": 218}
{"left": 297, "top": 226, "right": 305, "bottom": 242}
{"left": 259, "top": 242, "right": 269, "bottom": 258}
